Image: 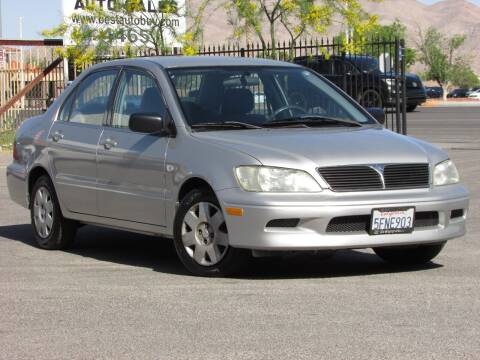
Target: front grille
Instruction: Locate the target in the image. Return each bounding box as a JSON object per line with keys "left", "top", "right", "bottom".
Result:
{"left": 318, "top": 166, "right": 383, "bottom": 191}
{"left": 326, "top": 211, "right": 439, "bottom": 233}
{"left": 266, "top": 218, "right": 300, "bottom": 228}
{"left": 318, "top": 164, "right": 430, "bottom": 192}
{"left": 383, "top": 164, "right": 430, "bottom": 189}
{"left": 326, "top": 215, "right": 370, "bottom": 233}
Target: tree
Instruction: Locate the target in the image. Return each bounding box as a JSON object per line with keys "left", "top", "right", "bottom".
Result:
{"left": 226, "top": 0, "right": 379, "bottom": 58}
{"left": 367, "top": 20, "right": 416, "bottom": 68}
{"left": 416, "top": 27, "right": 476, "bottom": 100}
{"left": 43, "top": 0, "right": 380, "bottom": 62}
{"left": 42, "top": 0, "right": 182, "bottom": 69}
{"left": 449, "top": 62, "right": 480, "bottom": 89}
{"left": 179, "top": 0, "right": 218, "bottom": 55}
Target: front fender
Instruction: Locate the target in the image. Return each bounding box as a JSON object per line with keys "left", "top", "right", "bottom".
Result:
{"left": 163, "top": 133, "right": 261, "bottom": 234}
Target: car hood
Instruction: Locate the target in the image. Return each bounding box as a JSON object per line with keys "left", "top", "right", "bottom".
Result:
{"left": 381, "top": 72, "right": 421, "bottom": 80}
{"left": 191, "top": 127, "right": 448, "bottom": 169}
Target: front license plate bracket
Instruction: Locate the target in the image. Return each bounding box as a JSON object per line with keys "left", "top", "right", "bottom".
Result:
{"left": 370, "top": 207, "right": 415, "bottom": 235}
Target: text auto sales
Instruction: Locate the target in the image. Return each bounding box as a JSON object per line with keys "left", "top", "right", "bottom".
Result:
{"left": 74, "top": 0, "right": 168, "bottom": 13}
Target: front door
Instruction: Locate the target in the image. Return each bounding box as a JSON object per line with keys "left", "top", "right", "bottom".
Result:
{"left": 96, "top": 68, "right": 169, "bottom": 226}
{"left": 48, "top": 69, "right": 119, "bottom": 215}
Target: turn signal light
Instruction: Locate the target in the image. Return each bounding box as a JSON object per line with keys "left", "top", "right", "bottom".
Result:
{"left": 226, "top": 207, "right": 244, "bottom": 217}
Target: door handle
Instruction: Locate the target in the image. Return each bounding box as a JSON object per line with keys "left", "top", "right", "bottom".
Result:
{"left": 102, "top": 138, "right": 118, "bottom": 150}
{"left": 51, "top": 131, "right": 64, "bottom": 142}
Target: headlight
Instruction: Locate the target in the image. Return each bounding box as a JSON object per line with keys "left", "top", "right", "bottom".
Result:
{"left": 433, "top": 160, "right": 460, "bottom": 186}
{"left": 385, "top": 78, "right": 396, "bottom": 90}
{"left": 235, "top": 166, "right": 322, "bottom": 192}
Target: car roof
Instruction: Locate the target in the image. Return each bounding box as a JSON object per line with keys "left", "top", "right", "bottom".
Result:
{"left": 294, "top": 54, "right": 377, "bottom": 62}
{"left": 91, "top": 56, "right": 300, "bottom": 70}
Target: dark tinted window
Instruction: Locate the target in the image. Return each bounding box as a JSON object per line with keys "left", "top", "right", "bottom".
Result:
{"left": 312, "top": 60, "right": 333, "bottom": 75}
{"left": 334, "top": 60, "right": 358, "bottom": 75}
{"left": 353, "top": 57, "right": 380, "bottom": 73}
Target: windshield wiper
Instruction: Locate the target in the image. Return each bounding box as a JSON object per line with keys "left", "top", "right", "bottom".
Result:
{"left": 263, "top": 115, "right": 362, "bottom": 128}
{"left": 191, "top": 121, "right": 263, "bottom": 130}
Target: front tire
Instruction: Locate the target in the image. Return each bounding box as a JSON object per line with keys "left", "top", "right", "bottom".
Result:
{"left": 373, "top": 242, "right": 446, "bottom": 265}
{"left": 407, "top": 104, "right": 417, "bottom": 112}
{"left": 30, "top": 176, "right": 77, "bottom": 250}
{"left": 173, "top": 189, "right": 249, "bottom": 276}
{"left": 358, "top": 89, "right": 383, "bottom": 108}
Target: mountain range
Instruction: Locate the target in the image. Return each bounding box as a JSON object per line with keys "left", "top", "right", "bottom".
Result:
{"left": 188, "top": 0, "right": 480, "bottom": 73}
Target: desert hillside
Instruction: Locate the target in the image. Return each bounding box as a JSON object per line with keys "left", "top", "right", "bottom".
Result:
{"left": 187, "top": 0, "right": 480, "bottom": 73}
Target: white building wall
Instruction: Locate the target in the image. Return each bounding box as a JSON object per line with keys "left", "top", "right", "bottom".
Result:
{"left": 61, "top": 0, "right": 186, "bottom": 47}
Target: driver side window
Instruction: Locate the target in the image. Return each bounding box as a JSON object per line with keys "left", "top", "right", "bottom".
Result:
{"left": 112, "top": 70, "right": 166, "bottom": 129}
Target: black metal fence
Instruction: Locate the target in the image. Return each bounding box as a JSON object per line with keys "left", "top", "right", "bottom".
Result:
{"left": 0, "top": 38, "right": 407, "bottom": 137}
{"left": 81, "top": 38, "right": 407, "bottom": 134}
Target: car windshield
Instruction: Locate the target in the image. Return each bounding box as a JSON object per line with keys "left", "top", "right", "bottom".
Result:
{"left": 168, "top": 66, "right": 375, "bottom": 129}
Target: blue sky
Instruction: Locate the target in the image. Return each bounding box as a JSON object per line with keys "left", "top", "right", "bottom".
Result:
{"left": 1, "top": 0, "right": 479, "bottom": 39}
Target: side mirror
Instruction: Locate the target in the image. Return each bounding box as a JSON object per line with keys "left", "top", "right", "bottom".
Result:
{"left": 367, "top": 107, "right": 386, "bottom": 124}
{"left": 129, "top": 113, "right": 165, "bottom": 134}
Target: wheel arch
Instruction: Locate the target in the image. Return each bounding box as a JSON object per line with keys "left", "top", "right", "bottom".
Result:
{"left": 27, "top": 166, "right": 52, "bottom": 208}
{"left": 177, "top": 177, "right": 216, "bottom": 203}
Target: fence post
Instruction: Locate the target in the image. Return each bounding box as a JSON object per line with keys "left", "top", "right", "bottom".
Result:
{"left": 400, "top": 39, "right": 407, "bottom": 135}
{"left": 240, "top": 48, "right": 245, "bottom": 57}
{"left": 394, "top": 37, "right": 401, "bottom": 133}
{"left": 67, "top": 59, "right": 76, "bottom": 81}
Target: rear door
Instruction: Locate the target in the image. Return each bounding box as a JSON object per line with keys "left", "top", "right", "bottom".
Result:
{"left": 96, "top": 68, "right": 169, "bottom": 226}
{"left": 48, "top": 69, "right": 119, "bottom": 215}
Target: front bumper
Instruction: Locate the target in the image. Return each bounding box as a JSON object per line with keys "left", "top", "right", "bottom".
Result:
{"left": 386, "top": 89, "right": 427, "bottom": 106}
{"left": 218, "top": 185, "right": 469, "bottom": 251}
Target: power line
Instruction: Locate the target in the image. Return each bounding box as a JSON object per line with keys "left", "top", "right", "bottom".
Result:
{"left": 0, "top": 0, "right": 3, "bottom": 39}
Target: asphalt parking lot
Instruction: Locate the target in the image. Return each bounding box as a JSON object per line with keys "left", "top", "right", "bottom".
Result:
{"left": 0, "top": 107, "right": 479, "bottom": 360}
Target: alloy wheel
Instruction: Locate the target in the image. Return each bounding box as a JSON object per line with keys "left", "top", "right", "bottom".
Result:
{"left": 360, "top": 90, "right": 383, "bottom": 108}
{"left": 33, "top": 186, "right": 54, "bottom": 239}
{"left": 181, "top": 202, "right": 229, "bottom": 266}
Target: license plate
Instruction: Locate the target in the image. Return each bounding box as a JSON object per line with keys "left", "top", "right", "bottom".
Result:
{"left": 370, "top": 207, "right": 415, "bottom": 235}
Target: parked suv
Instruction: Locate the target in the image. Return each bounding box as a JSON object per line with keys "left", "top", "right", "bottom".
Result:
{"left": 7, "top": 57, "right": 469, "bottom": 276}
{"left": 294, "top": 55, "right": 427, "bottom": 112}
{"left": 403, "top": 73, "right": 428, "bottom": 112}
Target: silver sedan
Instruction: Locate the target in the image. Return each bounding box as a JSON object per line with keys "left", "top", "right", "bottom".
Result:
{"left": 6, "top": 56, "right": 469, "bottom": 276}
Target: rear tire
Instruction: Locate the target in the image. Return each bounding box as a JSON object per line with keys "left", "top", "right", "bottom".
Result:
{"left": 407, "top": 105, "right": 417, "bottom": 112}
{"left": 358, "top": 89, "right": 383, "bottom": 108}
{"left": 30, "top": 176, "right": 77, "bottom": 250}
{"left": 373, "top": 242, "right": 446, "bottom": 265}
{"left": 173, "top": 189, "right": 249, "bottom": 277}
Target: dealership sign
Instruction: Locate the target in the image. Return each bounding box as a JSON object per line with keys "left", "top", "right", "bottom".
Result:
{"left": 61, "top": 0, "right": 185, "bottom": 46}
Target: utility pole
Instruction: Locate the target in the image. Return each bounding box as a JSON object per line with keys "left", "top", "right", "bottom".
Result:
{"left": 19, "top": 17, "right": 23, "bottom": 40}
{"left": 20, "top": 17, "right": 25, "bottom": 108}
{"left": 0, "top": 0, "right": 3, "bottom": 39}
